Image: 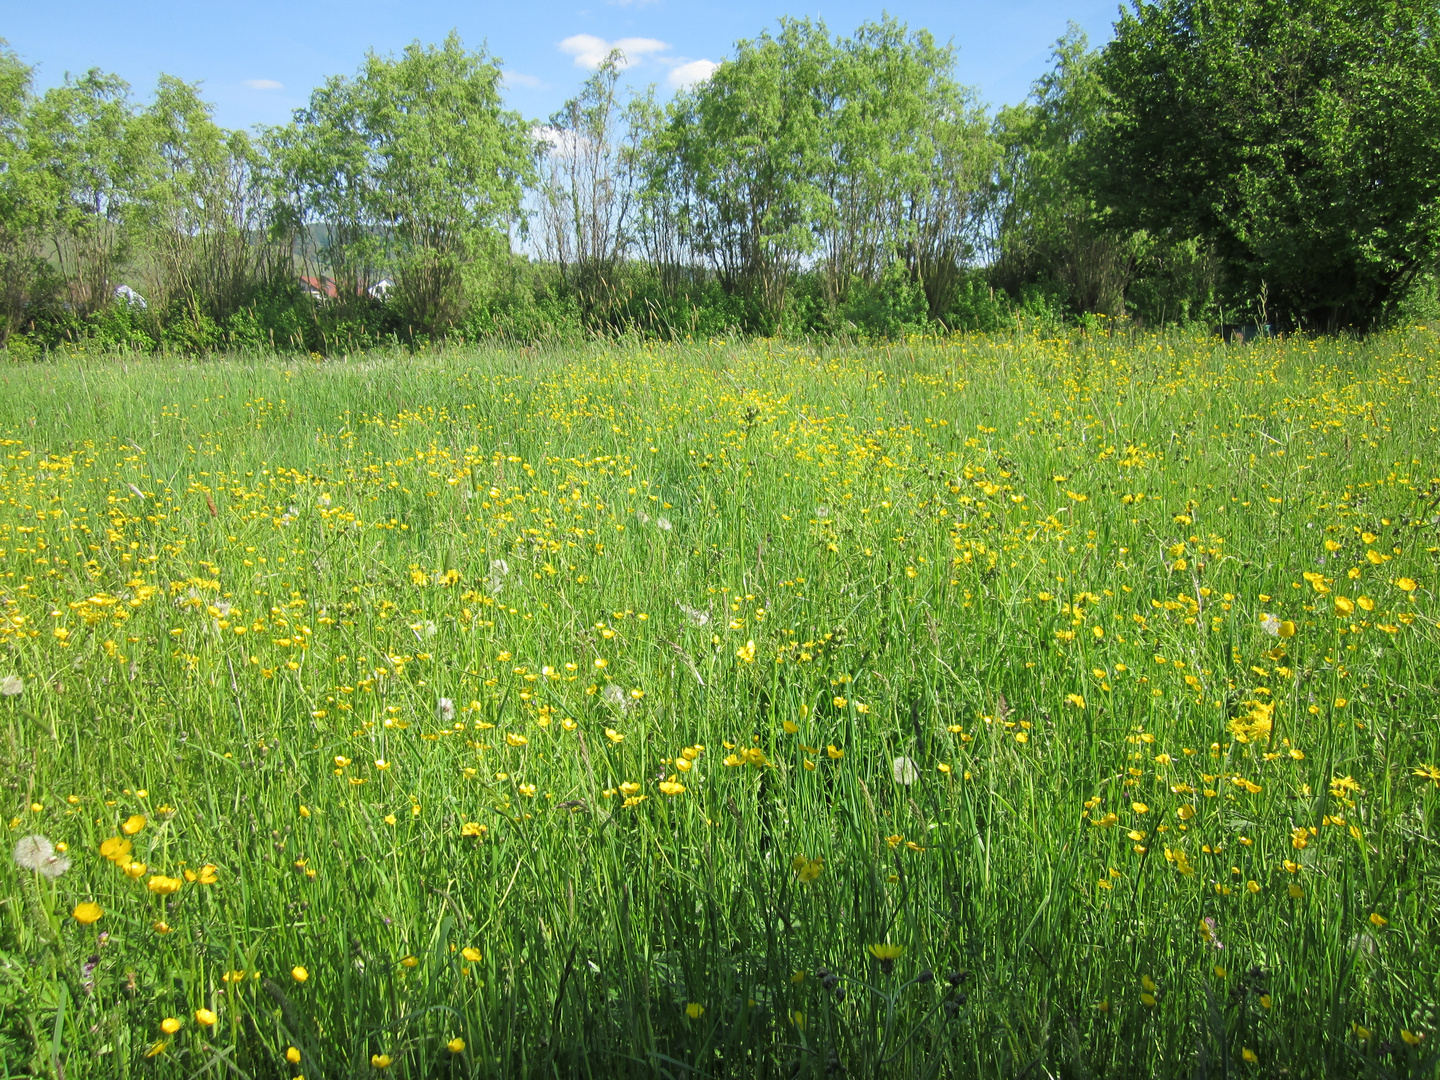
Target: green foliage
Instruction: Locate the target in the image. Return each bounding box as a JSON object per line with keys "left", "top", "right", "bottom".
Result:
{"left": 1100, "top": 0, "right": 1440, "bottom": 329}
{"left": 644, "top": 18, "right": 994, "bottom": 334}
{"left": 270, "top": 33, "right": 535, "bottom": 337}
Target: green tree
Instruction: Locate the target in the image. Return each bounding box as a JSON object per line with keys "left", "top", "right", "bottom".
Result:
{"left": 649, "top": 18, "right": 833, "bottom": 331}
{"left": 994, "top": 28, "right": 1148, "bottom": 317}
{"left": 538, "top": 53, "right": 636, "bottom": 322}
{"left": 0, "top": 42, "right": 54, "bottom": 344}
{"left": 816, "top": 18, "right": 992, "bottom": 322}
{"left": 28, "top": 69, "right": 143, "bottom": 317}
{"left": 1100, "top": 0, "right": 1440, "bottom": 329}
{"left": 131, "top": 76, "right": 284, "bottom": 339}
{"left": 270, "top": 32, "right": 534, "bottom": 335}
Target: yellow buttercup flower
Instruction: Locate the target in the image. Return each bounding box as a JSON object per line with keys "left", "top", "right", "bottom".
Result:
{"left": 72, "top": 902, "right": 103, "bottom": 925}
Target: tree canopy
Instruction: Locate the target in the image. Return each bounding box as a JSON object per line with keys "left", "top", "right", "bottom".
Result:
{"left": 1099, "top": 0, "right": 1440, "bottom": 329}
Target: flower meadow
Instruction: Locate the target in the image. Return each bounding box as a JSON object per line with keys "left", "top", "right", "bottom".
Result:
{"left": 0, "top": 331, "right": 1437, "bottom": 1078}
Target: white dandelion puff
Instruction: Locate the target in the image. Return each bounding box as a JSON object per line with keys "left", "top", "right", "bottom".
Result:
{"left": 437, "top": 697, "right": 456, "bottom": 723}
{"left": 1260, "top": 614, "right": 1280, "bottom": 637}
{"left": 601, "top": 684, "right": 630, "bottom": 711}
{"left": 636, "top": 511, "right": 650, "bottom": 526}
{"left": 317, "top": 493, "right": 332, "bottom": 508}
{"left": 0, "top": 675, "right": 22, "bottom": 697}
{"left": 656, "top": 516, "right": 672, "bottom": 531}
{"left": 126, "top": 483, "right": 145, "bottom": 501}
{"left": 14, "top": 835, "right": 69, "bottom": 878}
{"left": 488, "top": 559, "right": 510, "bottom": 596}
{"left": 892, "top": 756, "right": 919, "bottom": 786}
{"left": 678, "top": 603, "right": 709, "bottom": 627}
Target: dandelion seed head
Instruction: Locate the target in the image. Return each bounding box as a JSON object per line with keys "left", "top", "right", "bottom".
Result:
{"left": 892, "top": 756, "right": 919, "bottom": 785}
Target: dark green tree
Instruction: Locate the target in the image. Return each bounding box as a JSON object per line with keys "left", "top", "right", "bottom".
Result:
{"left": 1100, "top": 0, "right": 1440, "bottom": 329}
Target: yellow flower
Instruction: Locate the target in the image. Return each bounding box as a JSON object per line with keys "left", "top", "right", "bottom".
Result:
{"left": 72, "top": 902, "right": 103, "bottom": 925}
{"left": 145, "top": 1040, "right": 168, "bottom": 1058}
{"left": 461, "top": 947, "right": 482, "bottom": 962}
{"left": 1401, "top": 1029, "right": 1424, "bottom": 1046}
{"left": 735, "top": 640, "right": 756, "bottom": 663}
{"left": 1140, "top": 993, "right": 1156, "bottom": 1007}
{"left": 153, "top": 920, "right": 172, "bottom": 934}
{"left": 685, "top": 1003, "right": 705, "bottom": 1019}
{"left": 460, "top": 822, "right": 486, "bottom": 838}
{"left": 826, "top": 744, "right": 845, "bottom": 759}
{"left": 1141, "top": 975, "right": 1157, "bottom": 993}
{"left": 1396, "top": 577, "right": 1418, "bottom": 592}
{"left": 122, "top": 860, "right": 147, "bottom": 879}
{"left": 99, "top": 836, "right": 132, "bottom": 862}
{"left": 1369, "top": 912, "right": 1388, "bottom": 927}
{"left": 371, "top": 1053, "right": 392, "bottom": 1068}
{"left": 195, "top": 1008, "right": 217, "bottom": 1027}
{"left": 782, "top": 720, "right": 799, "bottom": 734}
{"left": 287, "top": 1046, "right": 302, "bottom": 1064}
{"left": 401, "top": 955, "right": 419, "bottom": 968}
{"left": 505, "top": 733, "right": 528, "bottom": 747}
{"left": 291, "top": 966, "right": 309, "bottom": 983}
{"left": 604, "top": 728, "right": 624, "bottom": 744}
{"left": 447, "top": 1037, "right": 465, "bottom": 1053}
{"left": 658, "top": 781, "right": 686, "bottom": 796}
{"left": 868, "top": 943, "right": 903, "bottom": 961}
{"left": 1065, "top": 693, "right": 1085, "bottom": 709}
{"left": 1241, "top": 1047, "right": 1257, "bottom": 1064}
{"left": 161, "top": 1017, "right": 181, "bottom": 1034}
{"left": 121, "top": 814, "right": 146, "bottom": 835}
{"left": 1131, "top": 802, "right": 1149, "bottom": 814}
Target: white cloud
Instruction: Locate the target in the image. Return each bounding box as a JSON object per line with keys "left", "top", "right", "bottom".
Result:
{"left": 667, "top": 59, "right": 718, "bottom": 89}
{"left": 532, "top": 125, "right": 593, "bottom": 158}
{"left": 503, "top": 71, "right": 543, "bottom": 89}
{"left": 243, "top": 79, "right": 284, "bottom": 90}
{"left": 558, "top": 33, "right": 669, "bottom": 70}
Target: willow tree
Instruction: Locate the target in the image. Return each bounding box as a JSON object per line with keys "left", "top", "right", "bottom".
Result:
{"left": 271, "top": 33, "right": 535, "bottom": 334}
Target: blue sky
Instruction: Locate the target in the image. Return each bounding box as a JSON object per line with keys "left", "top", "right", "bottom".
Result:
{"left": 4, "top": 1, "right": 1122, "bottom": 130}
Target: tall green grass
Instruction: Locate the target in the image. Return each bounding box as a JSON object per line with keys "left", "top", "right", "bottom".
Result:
{"left": 0, "top": 330, "right": 1436, "bottom": 1077}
